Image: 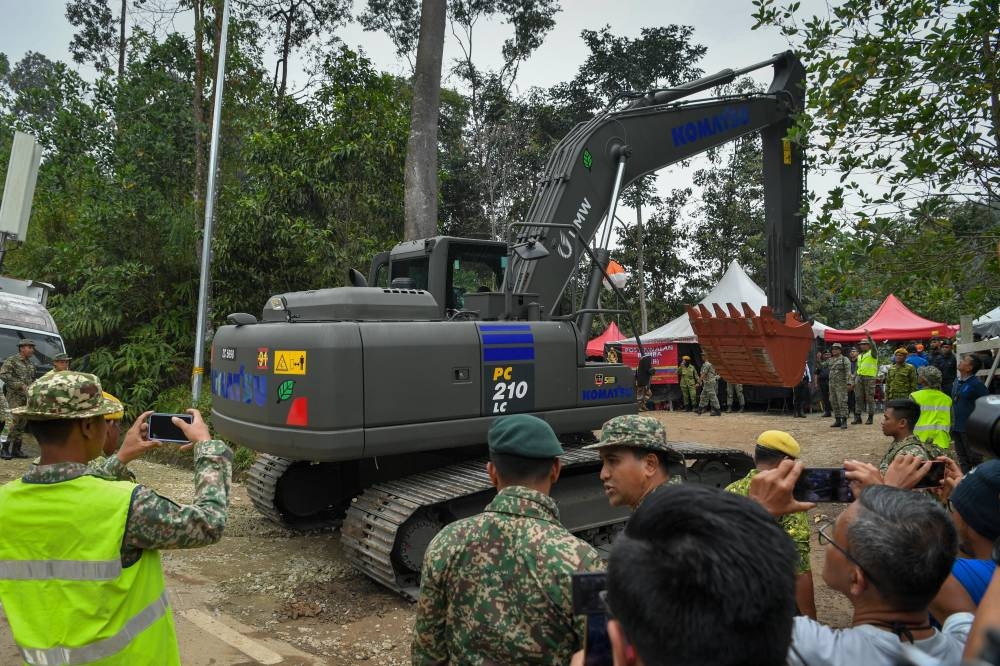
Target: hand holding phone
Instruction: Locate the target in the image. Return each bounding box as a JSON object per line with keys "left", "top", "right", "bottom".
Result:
{"left": 572, "top": 572, "right": 612, "bottom": 666}
{"left": 146, "top": 412, "right": 194, "bottom": 443}
{"left": 793, "top": 468, "right": 855, "bottom": 503}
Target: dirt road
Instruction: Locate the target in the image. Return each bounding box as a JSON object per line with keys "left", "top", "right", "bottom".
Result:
{"left": 0, "top": 407, "right": 887, "bottom": 664}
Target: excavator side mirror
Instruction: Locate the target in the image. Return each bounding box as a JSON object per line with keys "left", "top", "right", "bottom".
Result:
{"left": 226, "top": 312, "right": 258, "bottom": 326}
{"left": 636, "top": 355, "right": 654, "bottom": 387}
{"left": 348, "top": 268, "right": 368, "bottom": 288}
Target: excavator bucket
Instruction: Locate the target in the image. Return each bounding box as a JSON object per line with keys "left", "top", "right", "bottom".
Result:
{"left": 686, "top": 302, "right": 814, "bottom": 387}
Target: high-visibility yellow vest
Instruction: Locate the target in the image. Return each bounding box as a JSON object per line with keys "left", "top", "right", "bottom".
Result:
{"left": 857, "top": 350, "right": 878, "bottom": 377}
{"left": 910, "top": 388, "right": 953, "bottom": 449}
{"left": 0, "top": 474, "right": 179, "bottom": 665}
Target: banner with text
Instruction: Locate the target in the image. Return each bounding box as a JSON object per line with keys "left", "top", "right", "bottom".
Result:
{"left": 604, "top": 341, "right": 679, "bottom": 385}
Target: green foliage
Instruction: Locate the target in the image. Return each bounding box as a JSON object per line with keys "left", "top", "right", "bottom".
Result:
{"left": 752, "top": 0, "right": 1000, "bottom": 220}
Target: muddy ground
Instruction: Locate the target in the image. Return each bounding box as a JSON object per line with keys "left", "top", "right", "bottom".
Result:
{"left": 0, "top": 406, "right": 884, "bottom": 664}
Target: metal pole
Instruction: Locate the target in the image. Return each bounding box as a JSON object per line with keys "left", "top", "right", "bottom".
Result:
{"left": 191, "top": 0, "right": 231, "bottom": 405}
{"left": 598, "top": 156, "right": 628, "bottom": 250}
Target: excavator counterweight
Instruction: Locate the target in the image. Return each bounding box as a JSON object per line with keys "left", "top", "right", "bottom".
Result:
{"left": 687, "top": 302, "right": 814, "bottom": 387}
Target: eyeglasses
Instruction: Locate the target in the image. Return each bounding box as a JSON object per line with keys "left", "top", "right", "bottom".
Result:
{"left": 816, "top": 520, "right": 880, "bottom": 588}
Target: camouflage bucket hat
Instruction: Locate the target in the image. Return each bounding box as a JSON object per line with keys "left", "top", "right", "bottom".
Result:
{"left": 53, "top": 353, "right": 72, "bottom": 362}
{"left": 585, "top": 414, "right": 678, "bottom": 458}
{"left": 918, "top": 365, "right": 943, "bottom": 388}
{"left": 12, "top": 371, "right": 122, "bottom": 421}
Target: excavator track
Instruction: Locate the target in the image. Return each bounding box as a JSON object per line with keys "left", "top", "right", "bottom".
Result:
{"left": 341, "top": 442, "right": 752, "bottom": 600}
{"left": 246, "top": 454, "right": 295, "bottom": 527}
{"left": 246, "top": 453, "right": 347, "bottom": 531}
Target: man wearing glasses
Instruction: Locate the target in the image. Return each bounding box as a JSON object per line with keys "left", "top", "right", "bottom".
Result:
{"left": 752, "top": 464, "right": 974, "bottom": 665}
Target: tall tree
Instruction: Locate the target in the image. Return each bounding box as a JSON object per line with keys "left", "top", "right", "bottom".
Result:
{"left": 65, "top": 0, "right": 134, "bottom": 77}
{"left": 753, "top": 0, "right": 1000, "bottom": 223}
{"left": 241, "top": 0, "right": 351, "bottom": 101}
{"left": 403, "top": 0, "right": 446, "bottom": 240}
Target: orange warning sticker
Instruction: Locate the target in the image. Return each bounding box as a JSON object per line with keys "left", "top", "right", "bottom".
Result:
{"left": 274, "top": 350, "right": 307, "bottom": 375}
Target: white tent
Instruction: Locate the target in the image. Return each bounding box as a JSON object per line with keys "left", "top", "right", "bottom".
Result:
{"left": 619, "top": 260, "right": 827, "bottom": 343}
{"left": 975, "top": 306, "right": 1000, "bottom": 337}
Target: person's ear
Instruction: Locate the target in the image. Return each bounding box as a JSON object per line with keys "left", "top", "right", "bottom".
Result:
{"left": 608, "top": 619, "right": 639, "bottom": 665}
{"left": 487, "top": 462, "right": 499, "bottom": 489}
{"left": 849, "top": 564, "right": 869, "bottom": 597}
{"left": 549, "top": 458, "right": 562, "bottom": 484}
{"left": 643, "top": 452, "right": 658, "bottom": 477}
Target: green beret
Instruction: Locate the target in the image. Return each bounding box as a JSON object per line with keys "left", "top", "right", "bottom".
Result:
{"left": 488, "top": 414, "right": 564, "bottom": 459}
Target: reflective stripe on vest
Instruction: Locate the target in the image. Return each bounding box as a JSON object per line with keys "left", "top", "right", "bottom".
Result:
{"left": 857, "top": 351, "right": 878, "bottom": 377}
{"left": 0, "top": 559, "right": 121, "bottom": 580}
{"left": 18, "top": 592, "right": 169, "bottom": 666}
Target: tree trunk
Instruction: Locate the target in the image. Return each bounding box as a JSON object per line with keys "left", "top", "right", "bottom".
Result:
{"left": 403, "top": 0, "right": 447, "bottom": 240}
{"left": 117, "top": 0, "right": 127, "bottom": 78}
{"left": 192, "top": 0, "right": 207, "bottom": 210}
{"left": 636, "top": 200, "right": 648, "bottom": 334}
{"left": 277, "top": 2, "right": 298, "bottom": 101}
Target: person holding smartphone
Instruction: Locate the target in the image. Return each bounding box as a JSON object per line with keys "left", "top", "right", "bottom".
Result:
{"left": 0, "top": 371, "right": 232, "bottom": 666}
{"left": 726, "top": 430, "right": 816, "bottom": 618}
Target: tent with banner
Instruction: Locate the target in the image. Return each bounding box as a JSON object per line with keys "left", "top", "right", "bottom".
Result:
{"left": 975, "top": 306, "right": 1000, "bottom": 338}
{"left": 586, "top": 321, "right": 624, "bottom": 358}
{"left": 823, "top": 294, "right": 958, "bottom": 342}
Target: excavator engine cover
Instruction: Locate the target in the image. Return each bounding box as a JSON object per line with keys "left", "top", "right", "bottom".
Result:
{"left": 686, "top": 302, "right": 813, "bottom": 387}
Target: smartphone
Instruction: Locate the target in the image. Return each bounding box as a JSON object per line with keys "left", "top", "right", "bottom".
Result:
{"left": 147, "top": 413, "right": 193, "bottom": 443}
{"left": 571, "top": 572, "right": 611, "bottom": 666}
{"left": 914, "top": 461, "right": 946, "bottom": 488}
{"left": 793, "top": 468, "right": 855, "bottom": 503}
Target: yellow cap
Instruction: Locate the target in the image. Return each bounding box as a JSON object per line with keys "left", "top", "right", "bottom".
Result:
{"left": 894, "top": 347, "right": 908, "bottom": 355}
{"left": 102, "top": 392, "right": 124, "bottom": 421}
{"left": 682, "top": 355, "right": 691, "bottom": 361}
{"left": 756, "top": 430, "right": 800, "bottom": 458}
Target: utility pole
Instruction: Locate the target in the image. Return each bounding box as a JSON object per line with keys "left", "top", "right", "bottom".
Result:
{"left": 192, "top": 0, "right": 231, "bottom": 404}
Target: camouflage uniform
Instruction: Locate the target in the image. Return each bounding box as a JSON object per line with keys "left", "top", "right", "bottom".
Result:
{"left": 698, "top": 361, "right": 720, "bottom": 411}
{"left": 0, "top": 350, "right": 36, "bottom": 457}
{"left": 726, "top": 469, "right": 810, "bottom": 574}
{"left": 878, "top": 434, "right": 938, "bottom": 475}
{"left": 825, "top": 354, "right": 852, "bottom": 419}
{"left": 412, "top": 485, "right": 603, "bottom": 665}
{"left": 725, "top": 382, "right": 744, "bottom": 411}
{"left": 886, "top": 362, "right": 918, "bottom": 401}
{"left": 678, "top": 363, "right": 697, "bottom": 409}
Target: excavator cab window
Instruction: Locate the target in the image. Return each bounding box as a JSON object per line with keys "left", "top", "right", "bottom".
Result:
{"left": 445, "top": 243, "right": 506, "bottom": 311}
{"left": 390, "top": 257, "right": 429, "bottom": 291}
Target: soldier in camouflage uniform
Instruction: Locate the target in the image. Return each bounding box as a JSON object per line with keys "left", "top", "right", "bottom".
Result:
{"left": 726, "top": 430, "right": 816, "bottom": 618}
{"left": 412, "top": 414, "right": 602, "bottom": 665}
{"left": 0, "top": 372, "right": 231, "bottom": 663}
{"left": 585, "top": 414, "right": 686, "bottom": 510}
{"left": 677, "top": 356, "right": 697, "bottom": 411}
{"left": 39, "top": 352, "right": 72, "bottom": 381}
{"left": 886, "top": 347, "right": 918, "bottom": 401}
{"left": 878, "top": 398, "right": 938, "bottom": 474}
{"left": 0, "top": 340, "right": 38, "bottom": 459}
{"left": 725, "top": 382, "right": 745, "bottom": 412}
{"left": 696, "top": 360, "right": 721, "bottom": 416}
{"left": 825, "top": 342, "right": 853, "bottom": 429}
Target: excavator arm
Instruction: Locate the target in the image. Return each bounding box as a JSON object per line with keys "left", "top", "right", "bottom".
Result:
{"left": 506, "top": 51, "right": 811, "bottom": 387}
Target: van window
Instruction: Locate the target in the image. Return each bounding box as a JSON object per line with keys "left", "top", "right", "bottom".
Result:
{"left": 0, "top": 330, "right": 65, "bottom": 369}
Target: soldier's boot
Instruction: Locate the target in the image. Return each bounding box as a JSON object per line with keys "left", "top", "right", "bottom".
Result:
{"left": 710, "top": 408, "right": 722, "bottom": 416}
{"left": 852, "top": 413, "right": 863, "bottom": 424}
{"left": 685, "top": 405, "right": 693, "bottom": 412}
{"left": 830, "top": 417, "right": 842, "bottom": 428}
{"left": 823, "top": 410, "right": 832, "bottom": 417}
{"left": 840, "top": 417, "right": 848, "bottom": 430}
{"left": 695, "top": 407, "right": 703, "bottom": 415}
{"left": 10, "top": 441, "right": 28, "bottom": 458}
{"left": 737, "top": 403, "right": 745, "bottom": 413}
{"left": 866, "top": 414, "right": 874, "bottom": 425}
{"left": 0, "top": 442, "right": 10, "bottom": 460}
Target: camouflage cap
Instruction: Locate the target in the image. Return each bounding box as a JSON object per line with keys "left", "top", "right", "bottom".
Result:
{"left": 53, "top": 353, "right": 72, "bottom": 362}
{"left": 13, "top": 371, "right": 123, "bottom": 421}
{"left": 17, "top": 339, "right": 36, "bottom": 348}
{"left": 585, "top": 415, "right": 681, "bottom": 461}
{"left": 830, "top": 342, "right": 842, "bottom": 349}
{"left": 918, "top": 365, "right": 943, "bottom": 388}
{"left": 488, "top": 414, "right": 564, "bottom": 459}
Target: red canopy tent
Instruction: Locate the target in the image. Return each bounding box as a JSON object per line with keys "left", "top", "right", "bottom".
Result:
{"left": 587, "top": 321, "right": 624, "bottom": 358}
{"left": 823, "top": 294, "right": 958, "bottom": 342}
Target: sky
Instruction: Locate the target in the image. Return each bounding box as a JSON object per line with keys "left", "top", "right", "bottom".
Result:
{"left": 0, "top": 0, "right": 842, "bottom": 239}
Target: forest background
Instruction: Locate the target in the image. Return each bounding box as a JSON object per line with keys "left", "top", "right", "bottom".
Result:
{"left": 0, "top": 0, "right": 997, "bottom": 416}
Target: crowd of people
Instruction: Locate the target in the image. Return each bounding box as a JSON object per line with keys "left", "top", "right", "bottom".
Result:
{"left": 0, "top": 332, "right": 997, "bottom": 665}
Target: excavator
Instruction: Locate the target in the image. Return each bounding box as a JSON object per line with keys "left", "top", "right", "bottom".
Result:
{"left": 210, "top": 51, "right": 814, "bottom": 598}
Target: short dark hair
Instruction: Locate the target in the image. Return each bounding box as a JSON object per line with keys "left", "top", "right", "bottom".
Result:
{"left": 27, "top": 418, "right": 81, "bottom": 444}
{"left": 607, "top": 485, "right": 796, "bottom": 666}
{"left": 885, "top": 399, "right": 920, "bottom": 429}
{"left": 848, "top": 485, "right": 957, "bottom": 611}
{"left": 489, "top": 452, "right": 555, "bottom": 484}
{"left": 963, "top": 354, "right": 983, "bottom": 373}
{"left": 907, "top": 343, "right": 917, "bottom": 353}
{"left": 627, "top": 447, "right": 683, "bottom": 473}
{"left": 754, "top": 445, "right": 788, "bottom": 467}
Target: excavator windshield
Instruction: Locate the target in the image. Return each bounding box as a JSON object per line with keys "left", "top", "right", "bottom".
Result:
{"left": 445, "top": 243, "right": 506, "bottom": 310}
